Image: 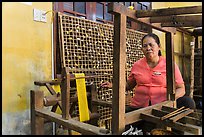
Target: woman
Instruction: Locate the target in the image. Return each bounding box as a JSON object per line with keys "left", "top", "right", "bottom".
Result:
{"left": 101, "top": 33, "right": 195, "bottom": 112}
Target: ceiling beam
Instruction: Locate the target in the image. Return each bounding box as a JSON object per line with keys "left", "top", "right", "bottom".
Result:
{"left": 161, "top": 21, "right": 202, "bottom": 27}
{"left": 193, "top": 28, "right": 202, "bottom": 36}
{"left": 136, "top": 6, "right": 202, "bottom": 18}
{"left": 150, "top": 15, "right": 202, "bottom": 23}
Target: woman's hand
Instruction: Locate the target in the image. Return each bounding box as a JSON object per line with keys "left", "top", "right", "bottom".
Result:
{"left": 100, "top": 81, "right": 112, "bottom": 88}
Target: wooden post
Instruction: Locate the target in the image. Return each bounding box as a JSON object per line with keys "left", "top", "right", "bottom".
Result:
{"left": 111, "top": 12, "right": 126, "bottom": 135}
{"left": 60, "top": 67, "right": 70, "bottom": 119}
{"left": 165, "top": 32, "right": 176, "bottom": 104}
{"left": 189, "top": 38, "right": 195, "bottom": 98}
{"left": 30, "top": 90, "right": 44, "bottom": 135}
{"left": 89, "top": 84, "right": 99, "bottom": 126}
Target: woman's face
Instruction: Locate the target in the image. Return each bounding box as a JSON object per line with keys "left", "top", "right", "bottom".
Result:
{"left": 142, "top": 36, "right": 160, "bottom": 59}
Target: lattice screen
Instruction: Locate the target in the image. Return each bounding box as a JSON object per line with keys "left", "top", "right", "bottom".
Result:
{"left": 58, "top": 12, "right": 146, "bottom": 128}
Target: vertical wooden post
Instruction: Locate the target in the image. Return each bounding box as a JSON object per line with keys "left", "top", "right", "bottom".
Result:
{"left": 190, "top": 37, "right": 195, "bottom": 98}
{"left": 60, "top": 67, "right": 70, "bottom": 119}
{"left": 111, "top": 13, "right": 126, "bottom": 134}
{"left": 165, "top": 32, "right": 176, "bottom": 103}
{"left": 30, "top": 90, "right": 44, "bottom": 135}
{"left": 90, "top": 84, "right": 98, "bottom": 126}
{"left": 181, "top": 32, "right": 185, "bottom": 80}
{"left": 90, "top": 84, "right": 98, "bottom": 113}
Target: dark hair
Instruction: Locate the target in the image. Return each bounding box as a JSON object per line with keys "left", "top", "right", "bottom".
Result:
{"left": 141, "top": 33, "right": 162, "bottom": 56}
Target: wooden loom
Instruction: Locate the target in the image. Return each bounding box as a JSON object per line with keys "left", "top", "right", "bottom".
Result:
{"left": 30, "top": 2, "right": 202, "bottom": 135}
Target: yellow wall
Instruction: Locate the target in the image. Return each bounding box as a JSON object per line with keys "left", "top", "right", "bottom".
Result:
{"left": 2, "top": 2, "right": 52, "bottom": 134}
{"left": 151, "top": 3, "right": 167, "bottom": 57}
{"left": 163, "top": 2, "right": 202, "bottom": 7}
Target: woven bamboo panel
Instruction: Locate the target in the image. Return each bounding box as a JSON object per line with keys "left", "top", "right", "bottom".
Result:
{"left": 58, "top": 12, "right": 146, "bottom": 128}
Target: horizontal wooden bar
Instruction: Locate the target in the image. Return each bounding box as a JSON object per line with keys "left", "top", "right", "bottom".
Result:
{"left": 161, "top": 21, "right": 202, "bottom": 27}
{"left": 72, "top": 112, "right": 101, "bottom": 122}
{"left": 140, "top": 113, "right": 200, "bottom": 135}
{"left": 92, "top": 99, "right": 112, "bottom": 108}
{"left": 35, "top": 108, "right": 110, "bottom": 135}
{"left": 150, "top": 15, "right": 202, "bottom": 23}
{"left": 125, "top": 100, "right": 174, "bottom": 125}
{"left": 136, "top": 6, "right": 202, "bottom": 18}
{"left": 107, "top": 2, "right": 173, "bottom": 33}
{"left": 34, "top": 80, "right": 61, "bottom": 86}
{"left": 35, "top": 75, "right": 112, "bottom": 86}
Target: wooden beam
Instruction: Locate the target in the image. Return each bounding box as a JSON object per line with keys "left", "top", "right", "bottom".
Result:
{"left": 161, "top": 22, "right": 202, "bottom": 27}
{"left": 125, "top": 101, "right": 173, "bottom": 125}
{"left": 107, "top": 2, "right": 174, "bottom": 33}
{"left": 30, "top": 90, "right": 44, "bottom": 135}
{"left": 111, "top": 12, "right": 126, "bottom": 135}
{"left": 34, "top": 80, "right": 61, "bottom": 86}
{"left": 136, "top": 6, "right": 202, "bottom": 18}
{"left": 193, "top": 28, "right": 202, "bottom": 36}
{"left": 45, "top": 83, "right": 57, "bottom": 95}
{"left": 60, "top": 67, "right": 70, "bottom": 119}
{"left": 150, "top": 15, "right": 202, "bottom": 23}
{"left": 166, "top": 32, "right": 176, "bottom": 101}
{"left": 35, "top": 108, "right": 110, "bottom": 135}
{"left": 140, "top": 113, "right": 200, "bottom": 135}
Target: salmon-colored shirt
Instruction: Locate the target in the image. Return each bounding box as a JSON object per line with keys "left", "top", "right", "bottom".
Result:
{"left": 128, "top": 56, "right": 184, "bottom": 108}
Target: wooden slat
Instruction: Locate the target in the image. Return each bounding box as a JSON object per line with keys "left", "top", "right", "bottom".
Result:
{"left": 169, "top": 109, "right": 194, "bottom": 122}
{"left": 136, "top": 6, "right": 202, "bottom": 18}
{"left": 161, "top": 106, "right": 202, "bottom": 119}
{"left": 35, "top": 108, "right": 110, "bottom": 135}
{"left": 140, "top": 113, "right": 200, "bottom": 135}
{"left": 58, "top": 14, "right": 66, "bottom": 67}
{"left": 125, "top": 100, "right": 173, "bottom": 125}
{"left": 111, "top": 13, "right": 126, "bottom": 135}
{"left": 160, "top": 106, "right": 185, "bottom": 120}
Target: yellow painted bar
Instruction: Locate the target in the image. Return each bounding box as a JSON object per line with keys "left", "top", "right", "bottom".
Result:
{"left": 75, "top": 73, "right": 90, "bottom": 122}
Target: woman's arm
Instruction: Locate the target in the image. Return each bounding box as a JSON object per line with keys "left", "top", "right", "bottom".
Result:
{"left": 175, "top": 83, "right": 185, "bottom": 99}
{"left": 126, "top": 79, "right": 137, "bottom": 91}
{"left": 100, "top": 79, "right": 137, "bottom": 91}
